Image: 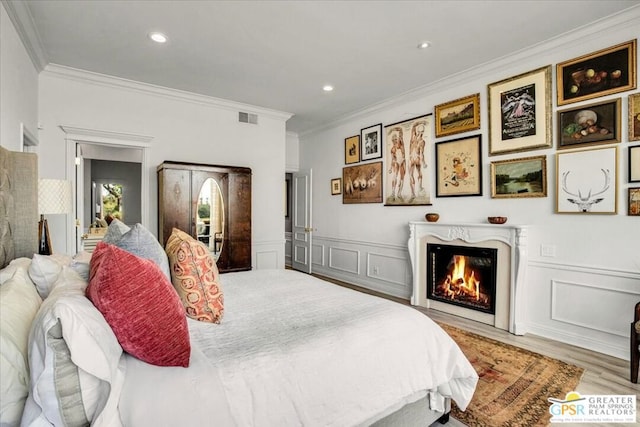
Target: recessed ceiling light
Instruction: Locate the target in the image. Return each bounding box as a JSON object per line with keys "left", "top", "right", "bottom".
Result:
{"left": 149, "top": 32, "right": 168, "bottom": 43}
{"left": 417, "top": 41, "right": 431, "bottom": 49}
{"left": 323, "top": 85, "right": 334, "bottom": 92}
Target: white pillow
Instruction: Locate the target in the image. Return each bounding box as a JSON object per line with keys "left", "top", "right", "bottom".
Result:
{"left": 21, "top": 267, "right": 125, "bottom": 427}
{"left": 28, "top": 254, "right": 72, "bottom": 299}
{"left": 0, "top": 267, "right": 42, "bottom": 426}
{"left": 0, "top": 257, "right": 32, "bottom": 284}
{"left": 70, "top": 251, "right": 93, "bottom": 281}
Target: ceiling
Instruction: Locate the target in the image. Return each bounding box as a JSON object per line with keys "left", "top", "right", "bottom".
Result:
{"left": 10, "top": 0, "right": 640, "bottom": 134}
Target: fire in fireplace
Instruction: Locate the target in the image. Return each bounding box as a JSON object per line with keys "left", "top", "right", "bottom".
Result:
{"left": 427, "top": 243, "right": 497, "bottom": 314}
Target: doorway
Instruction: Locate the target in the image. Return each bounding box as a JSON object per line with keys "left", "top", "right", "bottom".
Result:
{"left": 62, "top": 126, "right": 152, "bottom": 253}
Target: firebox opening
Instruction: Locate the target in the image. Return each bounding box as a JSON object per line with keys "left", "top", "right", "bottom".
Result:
{"left": 427, "top": 243, "right": 497, "bottom": 315}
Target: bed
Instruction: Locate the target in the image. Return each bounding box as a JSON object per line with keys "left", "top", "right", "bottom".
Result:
{"left": 0, "top": 146, "right": 478, "bottom": 426}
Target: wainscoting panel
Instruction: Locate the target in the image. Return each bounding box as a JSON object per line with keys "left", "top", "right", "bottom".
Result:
{"left": 527, "top": 260, "right": 640, "bottom": 360}
{"left": 253, "top": 239, "right": 285, "bottom": 270}
{"left": 551, "top": 280, "right": 633, "bottom": 337}
{"left": 311, "top": 236, "right": 412, "bottom": 299}
{"left": 328, "top": 247, "right": 360, "bottom": 275}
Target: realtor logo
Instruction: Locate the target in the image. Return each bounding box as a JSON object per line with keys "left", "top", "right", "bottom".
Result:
{"left": 548, "top": 391, "right": 636, "bottom": 423}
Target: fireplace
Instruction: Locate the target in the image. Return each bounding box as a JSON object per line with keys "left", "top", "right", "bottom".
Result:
{"left": 408, "top": 222, "right": 529, "bottom": 334}
{"left": 427, "top": 243, "right": 497, "bottom": 315}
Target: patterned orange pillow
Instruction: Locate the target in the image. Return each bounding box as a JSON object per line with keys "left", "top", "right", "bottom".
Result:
{"left": 87, "top": 242, "right": 190, "bottom": 367}
{"left": 165, "top": 228, "right": 224, "bottom": 323}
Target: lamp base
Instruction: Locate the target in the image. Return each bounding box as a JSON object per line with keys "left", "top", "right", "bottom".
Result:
{"left": 38, "top": 215, "right": 52, "bottom": 255}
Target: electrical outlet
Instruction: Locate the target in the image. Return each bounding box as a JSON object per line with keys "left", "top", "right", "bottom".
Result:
{"left": 373, "top": 266, "right": 379, "bottom": 274}
{"left": 540, "top": 244, "right": 556, "bottom": 257}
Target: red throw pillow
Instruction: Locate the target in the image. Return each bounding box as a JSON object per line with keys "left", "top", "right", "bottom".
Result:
{"left": 87, "top": 242, "right": 190, "bottom": 367}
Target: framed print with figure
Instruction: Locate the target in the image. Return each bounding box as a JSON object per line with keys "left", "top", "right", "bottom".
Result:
{"left": 435, "top": 135, "right": 482, "bottom": 197}
{"left": 360, "top": 124, "right": 383, "bottom": 161}
{"left": 383, "top": 114, "right": 432, "bottom": 205}
{"left": 488, "top": 65, "right": 552, "bottom": 155}
{"left": 344, "top": 135, "right": 360, "bottom": 164}
{"left": 556, "top": 146, "right": 618, "bottom": 214}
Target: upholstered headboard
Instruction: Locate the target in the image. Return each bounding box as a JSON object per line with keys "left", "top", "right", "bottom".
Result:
{"left": 0, "top": 146, "right": 38, "bottom": 268}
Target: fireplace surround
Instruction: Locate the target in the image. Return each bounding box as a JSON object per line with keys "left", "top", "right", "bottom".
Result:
{"left": 408, "top": 222, "right": 528, "bottom": 334}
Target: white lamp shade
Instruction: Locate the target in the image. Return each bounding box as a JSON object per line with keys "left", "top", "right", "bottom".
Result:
{"left": 38, "top": 179, "right": 72, "bottom": 215}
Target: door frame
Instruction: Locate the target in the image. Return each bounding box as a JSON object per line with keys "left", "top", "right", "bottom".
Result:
{"left": 62, "top": 126, "right": 153, "bottom": 253}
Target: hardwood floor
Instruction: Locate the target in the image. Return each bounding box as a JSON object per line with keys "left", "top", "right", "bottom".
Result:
{"left": 312, "top": 273, "right": 640, "bottom": 427}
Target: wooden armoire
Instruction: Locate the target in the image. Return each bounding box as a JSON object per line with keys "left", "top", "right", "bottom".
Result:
{"left": 157, "top": 161, "right": 252, "bottom": 273}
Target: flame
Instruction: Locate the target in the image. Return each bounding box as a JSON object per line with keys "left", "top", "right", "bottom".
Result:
{"left": 442, "top": 255, "right": 481, "bottom": 301}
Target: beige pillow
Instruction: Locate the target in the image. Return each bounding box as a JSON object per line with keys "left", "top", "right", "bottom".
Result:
{"left": 0, "top": 267, "right": 42, "bottom": 425}
{"left": 165, "top": 228, "right": 224, "bottom": 323}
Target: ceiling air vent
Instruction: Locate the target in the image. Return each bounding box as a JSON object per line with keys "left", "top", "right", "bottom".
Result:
{"left": 238, "top": 112, "right": 258, "bottom": 125}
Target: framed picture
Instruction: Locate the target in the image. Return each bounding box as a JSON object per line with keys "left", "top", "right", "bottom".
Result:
{"left": 434, "top": 93, "right": 480, "bottom": 138}
{"left": 435, "top": 135, "right": 482, "bottom": 197}
{"left": 342, "top": 162, "right": 382, "bottom": 204}
{"left": 629, "top": 188, "right": 640, "bottom": 216}
{"left": 360, "top": 124, "right": 383, "bottom": 161}
{"left": 344, "top": 135, "right": 360, "bottom": 164}
{"left": 488, "top": 65, "right": 552, "bottom": 155}
{"left": 490, "top": 155, "right": 547, "bottom": 198}
{"left": 630, "top": 145, "right": 640, "bottom": 183}
{"left": 383, "top": 114, "right": 433, "bottom": 205}
{"left": 556, "top": 146, "right": 618, "bottom": 214}
{"left": 331, "top": 178, "right": 341, "bottom": 195}
{"left": 629, "top": 93, "right": 640, "bottom": 142}
{"left": 557, "top": 98, "right": 621, "bottom": 149}
{"left": 557, "top": 39, "right": 637, "bottom": 106}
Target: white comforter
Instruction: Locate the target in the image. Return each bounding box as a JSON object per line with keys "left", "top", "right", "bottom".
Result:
{"left": 119, "top": 270, "right": 477, "bottom": 426}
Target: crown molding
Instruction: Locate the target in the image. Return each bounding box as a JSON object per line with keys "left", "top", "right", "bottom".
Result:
{"left": 43, "top": 64, "right": 294, "bottom": 122}
{"left": 1, "top": 0, "right": 47, "bottom": 71}
{"left": 301, "top": 5, "right": 640, "bottom": 137}
{"left": 59, "top": 125, "right": 154, "bottom": 146}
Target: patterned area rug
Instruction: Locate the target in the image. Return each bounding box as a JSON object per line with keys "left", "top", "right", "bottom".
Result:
{"left": 439, "top": 323, "right": 584, "bottom": 427}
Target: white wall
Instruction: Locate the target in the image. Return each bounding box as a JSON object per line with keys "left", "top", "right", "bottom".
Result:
{"left": 299, "top": 9, "right": 640, "bottom": 359}
{"left": 0, "top": 2, "right": 39, "bottom": 151}
{"left": 37, "top": 67, "right": 291, "bottom": 269}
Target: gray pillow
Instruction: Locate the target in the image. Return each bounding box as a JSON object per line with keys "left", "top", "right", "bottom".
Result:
{"left": 102, "top": 219, "right": 130, "bottom": 244}
{"left": 111, "top": 224, "right": 171, "bottom": 280}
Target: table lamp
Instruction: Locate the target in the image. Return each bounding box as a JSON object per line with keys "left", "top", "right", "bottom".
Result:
{"left": 38, "top": 179, "right": 72, "bottom": 255}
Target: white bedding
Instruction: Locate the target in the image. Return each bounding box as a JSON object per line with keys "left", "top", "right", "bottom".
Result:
{"left": 119, "top": 269, "right": 477, "bottom": 426}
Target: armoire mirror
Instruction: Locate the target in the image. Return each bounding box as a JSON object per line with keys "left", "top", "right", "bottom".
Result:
{"left": 196, "top": 177, "right": 225, "bottom": 260}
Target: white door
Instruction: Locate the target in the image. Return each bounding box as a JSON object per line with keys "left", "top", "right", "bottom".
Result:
{"left": 292, "top": 170, "right": 312, "bottom": 273}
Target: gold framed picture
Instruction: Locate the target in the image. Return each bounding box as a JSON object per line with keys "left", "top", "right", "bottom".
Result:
{"left": 488, "top": 65, "right": 552, "bottom": 156}
{"left": 434, "top": 93, "right": 480, "bottom": 138}
{"left": 344, "top": 135, "right": 360, "bottom": 164}
{"left": 557, "top": 39, "right": 637, "bottom": 106}
{"left": 435, "top": 135, "right": 482, "bottom": 197}
{"left": 629, "top": 93, "right": 640, "bottom": 142}
{"left": 490, "top": 155, "right": 547, "bottom": 198}
{"left": 557, "top": 98, "right": 621, "bottom": 150}
{"left": 331, "top": 178, "right": 341, "bottom": 195}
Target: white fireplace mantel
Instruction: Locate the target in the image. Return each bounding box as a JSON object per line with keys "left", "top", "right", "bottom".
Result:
{"left": 408, "top": 221, "right": 529, "bottom": 335}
